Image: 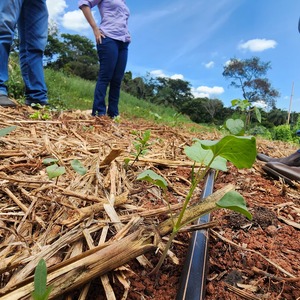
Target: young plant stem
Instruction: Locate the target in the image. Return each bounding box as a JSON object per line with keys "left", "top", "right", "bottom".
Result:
{"left": 130, "top": 148, "right": 143, "bottom": 167}
{"left": 151, "top": 162, "right": 212, "bottom": 275}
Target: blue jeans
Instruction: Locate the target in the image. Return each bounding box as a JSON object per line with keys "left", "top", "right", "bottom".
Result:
{"left": 0, "top": 0, "right": 48, "bottom": 104}
{"left": 93, "top": 37, "right": 129, "bottom": 117}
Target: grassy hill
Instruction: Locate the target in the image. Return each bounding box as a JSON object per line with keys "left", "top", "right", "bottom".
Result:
{"left": 45, "top": 68, "right": 213, "bottom": 133}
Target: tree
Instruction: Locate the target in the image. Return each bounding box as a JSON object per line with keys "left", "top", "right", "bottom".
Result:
{"left": 151, "top": 77, "right": 193, "bottom": 110}
{"left": 46, "top": 33, "right": 99, "bottom": 80}
{"left": 266, "top": 108, "right": 288, "bottom": 126}
{"left": 121, "top": 72, "right": 154, "bottom": 100}
{"left": 202, "top": 98, "right": 224, "bottom": 123}
{"left": 44, "top": 22, "right": 64, "bottom": 66}
{"left": 223, "top": 57, "right": 279, "bottom": 108}
{"left": 180, "top": 97, "right": 230, "bottom": 125}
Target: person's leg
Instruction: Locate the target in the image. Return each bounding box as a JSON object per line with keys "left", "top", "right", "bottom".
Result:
{"left": 0, "top": 0, "right": 22, "bottom": 97}
{"left": 18, "top": 0, "right": 48, "bottom": 105}
{"left": 93, "top": 37, "right": 119, "bottom": 116}
{"left": 107, "top": 41, "right": 129, "bottom": 118}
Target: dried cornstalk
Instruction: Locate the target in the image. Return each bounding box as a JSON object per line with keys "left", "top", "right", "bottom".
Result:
{"left": 0, "top": 184, "right": 234, "bottom": 299}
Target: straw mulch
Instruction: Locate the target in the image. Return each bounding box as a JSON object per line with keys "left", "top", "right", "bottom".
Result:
{"left": 1, "top": 106, "right": 299, "bottom": 300}
{"left": 0, "top": 106, "right": 220, "bottom": 299}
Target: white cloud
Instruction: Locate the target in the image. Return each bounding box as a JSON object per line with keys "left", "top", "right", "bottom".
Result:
{"left": 149, "top": 71, "right": 224, "bottom": 99}
{"left": 224, "top": 59, "right": 234, "bottom": 66}
{"left": 238, "top": 38, "right": 277, "bottom": 52}
{"left": 150, "top": 70, "right": 167, "bottom": 78}
{"left": 253, "top": 100, "right": 267, "bottom": 109}
{"left": 46, "top": 0, "right": 67, "bottom": 21}
{"left": 170, "top": 74, "right": 184, "bottom": 80}
{"left": 46, "top": 1, "right": 93, "bottom": 32}
{"left": 150, "top": 70, "right": 184, "bottom": 80}
{"left": 192, "top": 86, "right": 224, "bottom": 98}
{"left": 62, "top": 10, "right": 92, "bottom": 31}
{"left": 204, "top": 61, "right": 215, "bottom": 69}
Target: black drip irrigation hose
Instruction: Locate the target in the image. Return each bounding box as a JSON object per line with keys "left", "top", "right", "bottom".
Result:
{"left": 176, "top": 169, "right": 216, "bottom": 300}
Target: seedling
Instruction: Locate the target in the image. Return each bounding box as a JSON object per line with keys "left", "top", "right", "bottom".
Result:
{"left": 231, "top": 99, "right": 261, "bottom": 129}
{"left": 128, "top": 129, "right": 152, "bottom": 167}
{"left": 43, "top": 158, "right": 87, "bottom": 184}
{"left": 113, "top": 115, "right": 121, "bottom": 124}
{"left": 138, "top": 132, "right": 256, "bottom": 274}
{"left": 29, "top": 104, "right": 51, "bottom": 120}
{"left": 43, "top": 158, "right": 65, "bottom": 184}
{"left": 0, "top": 126, "right": 17, "bottom": 137}
{"left": 31, "top": 259, "right": 52, "bottom": 300}
{"left": 71, "top": 159, "right": 87, "bottom": 175}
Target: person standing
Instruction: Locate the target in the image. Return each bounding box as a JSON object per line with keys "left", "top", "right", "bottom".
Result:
{"left": 0, "top": 0, "right": 49, "bottom": 107}
{"left": 78, "top": 0, "right": 131, "bottom": 118}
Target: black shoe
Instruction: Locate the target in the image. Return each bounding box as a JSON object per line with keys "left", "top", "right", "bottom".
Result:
{"left": 262, "top": 162, "right": 300, "bottom": 185}
{"left": 0, "top": 95, "right": 16, "bottom": 107}
{"left": 257, "top": 150, "right": 300, "bottom": 167}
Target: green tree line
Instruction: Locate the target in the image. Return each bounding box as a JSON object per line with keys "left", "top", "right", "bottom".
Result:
{"left": 11, "top": 27, "right": 300, "bottom": 134}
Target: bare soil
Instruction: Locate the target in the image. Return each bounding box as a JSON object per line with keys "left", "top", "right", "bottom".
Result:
{"left": 0, "top": 106, "right": 299, "bottom": 300}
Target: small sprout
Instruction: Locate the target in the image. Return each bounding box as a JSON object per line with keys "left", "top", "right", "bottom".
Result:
{"left": 0, "top": 126, "right": 17, "bottom": 137}
{"left": 71, "top": 159, "right": 87, "bottom": 175}
{"left": 46, "top": 164, "right": 65, "bottom": 179}
{"left": 123, "top": 157, "right": 130, "bottom": 169}
{"left": 137, "top": 169, "right": 168, "bottom": 190}
{"left": 43, "top": 158, "right": 59, "bottom": 165}
{"left": 231, "top": 98, "right": 261, "bottom": 129}
{"left": 31, "top": 259, "right": 52, "bottom": 300}
{"left": 113, "top": 115, "right": 121, "bottom": 123}
{"left": 29, "top": 104, "right": 51, "bottom": 120}
{"left": 129, "top": 129, "right": 152, "bottom": 167}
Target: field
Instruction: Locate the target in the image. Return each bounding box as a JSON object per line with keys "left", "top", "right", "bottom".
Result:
{"left": 0, "top": 103, "right": 299, "bottom": 299}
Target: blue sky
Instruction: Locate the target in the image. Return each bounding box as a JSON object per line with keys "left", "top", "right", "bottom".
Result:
{"left": 47, "top": 0, "right": 300, "bottom": 112}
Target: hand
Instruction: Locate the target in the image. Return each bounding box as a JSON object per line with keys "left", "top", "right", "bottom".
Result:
{"left": 93, "top": 27, "right": 105, "bottom": 44}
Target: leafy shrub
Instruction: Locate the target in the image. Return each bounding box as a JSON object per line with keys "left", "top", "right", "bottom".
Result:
{"left": 272, "top": 125, "right": 293, "bottom": 142}
{"left": 248, "top": 125, "right": 272, "bottom": 140}
{"left": 7, "top": 54, "right": 24, "bottom": 100}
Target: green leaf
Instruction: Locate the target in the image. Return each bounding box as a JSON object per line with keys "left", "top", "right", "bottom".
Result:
{"left": 254, "top": 106, "right": 262, "bottom": 123}
{"left": 42, "top": 158, "right": 59, "bottom": 165}
{"left": 31, "top": 258, "right": 52, "bottom": 300}
{"left": 71, "top": 159, "right": 87, "bottom": 175}
{"left": 137, "top": 169, "right": 168, "bottom": 189}
{"left": 34, "top": 259, "right": 47, "bottom": 297}
{"left": 231, "top": 99, "right": 240, "bottom": 107}
{"left": 0, "top": 126, "right": 17, "bottom": 137}
{"left": 225, "top": 119, "right": 245, "bottom": 136}
{"left": 142, "top": 129, "right": 151, "bottom": 142}
{"left": 216, "top": 190, "right": 252, "bottom": 220}
{"left": 124, "top": 158, "right": 130, "bottom": 165}
{"left": 184, "top": 141, "right": 227, "bottom": 171}
{"left": 46, "top": 164, "right": 65, "bottom": 179}
{"left": 231, "top": 99, "right": 250, "bottom": 111}
{"left": 240, "top": 99, "right": 250, "bottom": 110}
{"left": 201, "top": 135, "right": 256, "bottom": 169}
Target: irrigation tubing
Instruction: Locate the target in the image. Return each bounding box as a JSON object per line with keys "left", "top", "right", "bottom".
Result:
{"left": 176, "top": 169, "right": 216, "bottom": 300}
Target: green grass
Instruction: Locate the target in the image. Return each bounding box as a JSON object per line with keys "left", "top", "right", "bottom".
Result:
{"left": 45, "top": 69, "right": 213, "bottom": 133}
{"left": 45, "top": 69, "right": 94, "bottom": 110}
